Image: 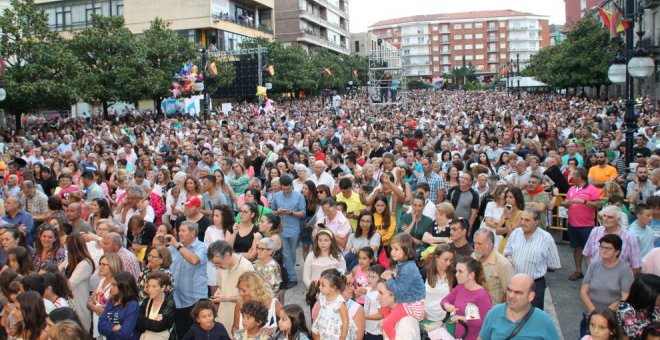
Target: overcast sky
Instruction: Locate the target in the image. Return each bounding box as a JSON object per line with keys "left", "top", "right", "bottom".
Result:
{"left": 349, "top": 0, "right": 566, "bottom": 33}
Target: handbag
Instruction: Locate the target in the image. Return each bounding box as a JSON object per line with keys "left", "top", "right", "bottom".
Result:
{"left": 504, "top": 306, "right": 534, "bottom": 340}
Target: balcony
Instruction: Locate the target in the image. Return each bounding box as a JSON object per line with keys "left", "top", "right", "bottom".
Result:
{"left": 402, "top": 51, "right": 430, "bottom": 56}
{"left": 299, "top": 10, "right": 347, "bottom": 34}
{"left": 508, "top": 47, "right": 538, "bottom": 52}
{"left": 508, "top": 37, "right": 540, "bottom": 41}
{"left": 508, "top": 26, "right": 540, "bottom": 31}
{"left": 440, "top": 40, "right": 451, "bottom": 44}
{"left": 440, "top": 30, "right": 450, "bottom": 34}
{"left": 441, "top": 50, "right": 451, "bottom": 55}
{"left": 310, "top": 0, "right": 347, "bottom": 16}
{"left": 402, "top": 60, "right": 432, "bottom": 66}
{"left": 487, "top": 37, "right": 498, "bottom": 42}
{"left": 401, "top": 40, "right": 430, "bottom": 46}
{"left": 401, "top": 30, "right": 430, "bottom": 37}
{"left": 487, "top": 48, "right": 498, "bottom": 52}
{"left": 441, "top": 60, "right": 451, "bottom": 65}
{"left": 487, "top": 59, "right": 498, "bottom": 63}
{"left": 298, "top": 32, "right": 349, "bottom": 54}
{"left": 211, "top": 14, "right": 273, "bottom": 34}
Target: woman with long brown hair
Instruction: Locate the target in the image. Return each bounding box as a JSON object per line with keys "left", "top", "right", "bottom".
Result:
{"left": 65, "top": 233, "right": 95, "bottom": 333}
{"left": 9, "top": 291, "right": 48, "bottom": 340}
{"left": 32, "top": 225, "right": 66, "bottom": 271}
{"left": 423, "top": 245, "right": 456, "bottom": 323}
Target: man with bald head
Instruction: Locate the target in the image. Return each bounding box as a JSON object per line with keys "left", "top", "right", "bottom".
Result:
{"left": 101, "top": 232, "right": 141, "bottom": 279}
{"left": 478, "top": 274, "right": 559, "bottom": 339}
{"left": 65, "top": 202, "right": 93, "bottom": 234}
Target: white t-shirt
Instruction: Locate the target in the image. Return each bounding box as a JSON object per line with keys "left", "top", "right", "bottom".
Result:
{"left": 364, "top": 288, "right": 381, "bottom": 335}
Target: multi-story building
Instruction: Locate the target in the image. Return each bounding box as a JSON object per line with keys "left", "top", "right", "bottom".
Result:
{"left": 565, "top": 0, "right": 602, "bottom": 28}
{"left": 350, "top": 31, "right": 397, "bottom": 57}
{"left": 274, "top": 0, "right": 350, "bottom": 55}
{"left": 34, "top": 0, "right": 274, "bottom": 50}
{"left": 549, "top": 24, "right": 566, "bottom": 46}
{"left": 368, "top": 10, "right": 549, "bottom": 81}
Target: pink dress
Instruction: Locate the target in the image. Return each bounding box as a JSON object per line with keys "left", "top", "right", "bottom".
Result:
{"left": 354, "top": 266, "right": 369, "bottom": 304}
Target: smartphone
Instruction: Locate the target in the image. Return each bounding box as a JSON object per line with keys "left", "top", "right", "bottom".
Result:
{"left": 317, "top": 223, "right": 326, "bottom": 229}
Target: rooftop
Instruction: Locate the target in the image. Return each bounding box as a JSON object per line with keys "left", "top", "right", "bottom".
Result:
{"left": 369, "top": 9, "right": 547, "bottom": 28}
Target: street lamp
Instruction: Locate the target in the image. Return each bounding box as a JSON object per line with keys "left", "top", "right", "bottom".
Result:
{"left": 199, "top": 46, "right": 209, "bottom": 120}
{"left": 607, "top": 0, "right": 655, "bottom": 175}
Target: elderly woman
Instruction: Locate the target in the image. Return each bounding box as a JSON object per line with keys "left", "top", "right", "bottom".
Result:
{"left": 579, "top": 234, "right": 634, "bottom": 338}
{"left": 137, "top": 245, "right": 174, "bottom": 300}
{"left": 582, "top": 205, "right": 642, "bottom": 271}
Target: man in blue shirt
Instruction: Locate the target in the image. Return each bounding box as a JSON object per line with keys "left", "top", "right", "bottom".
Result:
{"left": 2, "top": 196, "right": 34, "bottom": 245}
{"left": 270, "top": 175, "right": 305, "bottom": 289}
{"left": 478, "top": 274, "right": 559, "bottom": 340}
{"left": 166, "top": 220, "right": 208, "bottom": 339}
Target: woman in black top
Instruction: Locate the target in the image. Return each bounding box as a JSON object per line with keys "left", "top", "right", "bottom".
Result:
{"left": 229, "top": 202, "right": 262, "bottom": 261}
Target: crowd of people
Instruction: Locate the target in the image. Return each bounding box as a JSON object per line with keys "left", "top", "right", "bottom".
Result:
{"left": 0, "top": 89, "right": 657, "bottom": 340}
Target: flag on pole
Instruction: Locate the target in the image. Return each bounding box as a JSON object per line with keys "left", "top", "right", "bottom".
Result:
{"left": 597, "top": 5, "right": 629, "bottom": 38}
{"left": 265, "top": 64, "right": 275, "bottom": 77}
{"left": 323, "top": 68, "right": 332, "bottom": 76}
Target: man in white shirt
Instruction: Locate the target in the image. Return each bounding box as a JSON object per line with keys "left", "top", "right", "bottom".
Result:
{"left": 310, "top": 160, "right": 335, "bottom": 190}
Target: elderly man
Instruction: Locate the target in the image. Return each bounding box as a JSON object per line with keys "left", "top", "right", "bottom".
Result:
{"left": 522, "top": 174, "right": 550, "bottom": 229}
{"left": 101, "top": 232, "right": 141, "bottom": 279}
{"left": 314, "top": 197, "right": 352, "bottom": 251}
{"left": 478, "top": 274, "right": 560, "bottom": 339}
{"left": 310, "top": 160, "right": 335, "bottom": 189}
{"left": 271, "top": 175, "right": 306, "bottom": 289}
{"left": 166, "top": 220, "right": 208, "bottom": 339}
{"left": 2, "top": 196, "right": 35, "bottom": 245}
{"left": 207, "top": 240, "right": 253, "bottom": 334}
{"left": 582, "top": 205, "right": 642, "bottom": 273}
{"left": 474, "top": 229, "right": 513, "bottom": 304}
{"left": 65, "top": 203, "right": 93, "bottom": 234}
{"left": 503, "top": 210, "right": 561, "bottom": 310}
{"left": 3, "top": 174, "right": 20, "bottom": 200}
{"left": 19, "top": 181, "right": 49, "bottom": 223}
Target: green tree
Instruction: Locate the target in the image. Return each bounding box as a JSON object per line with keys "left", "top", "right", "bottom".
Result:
{"left": 0, "top": 0, "right": 82, "bottom": 131}
{"left": 139, "top": 18, "right": 197, "bottom": 114}
{"left": 523, "top": 16, "right": 619, "bottom": 88}
{"left": 70, "top": 15, "right": 148, "bottom": 119}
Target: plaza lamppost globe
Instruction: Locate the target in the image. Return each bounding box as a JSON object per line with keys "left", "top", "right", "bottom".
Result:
{"left": 627, "top": 48, "right": 655, "bottom": 78}
{"left": 608, "top": 63, "right": 627, "bottom": 84}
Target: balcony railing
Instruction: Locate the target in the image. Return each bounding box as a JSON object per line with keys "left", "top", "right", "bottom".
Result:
{"left": 487, "top": 37, "right": 498, "bottom": 42}
{"left": 298, "top": 32, "right": 349, "bottom": 53}
{"left": 440, "top": 40, "right": 451, "bottom": 44}
{"left": 508, "top": 26, "right": 540, "bottom": 31}
{"left": 401, "top": 31, "right": 430, "bottom": 37}
{"left": 212, "top": 13, "right": 273, "bottom": 34}
{"left": 310, "top": 0, "right": 347, "bottom": 16}
{"left": 299, "top": 10, "right": 347, "bottom": 33}
{"left": 401, "top": 40, "right": 430, "bottom": 46}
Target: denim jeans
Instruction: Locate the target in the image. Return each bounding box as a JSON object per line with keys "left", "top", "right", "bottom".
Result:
{"left": 281, "top": 235, "right": 299, "bottom": 283}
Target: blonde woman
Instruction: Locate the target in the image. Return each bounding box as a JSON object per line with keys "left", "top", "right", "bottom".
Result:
{"left": 87, "top": 253, "right": 123, "bottom": 339}
{"left": 232, "top": 271, "right": 283, "bottom": 335}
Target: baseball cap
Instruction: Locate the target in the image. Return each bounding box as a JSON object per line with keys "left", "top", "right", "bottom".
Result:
{"left": 183, "top": 196, "right": 202, "bottom": 207}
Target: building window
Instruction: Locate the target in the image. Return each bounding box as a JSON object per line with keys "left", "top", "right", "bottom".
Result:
{"left": 465, "top": 34, "right": 473, "bottom": 39}
{"left": 475, "top": 23, "right": 483, "bottom": 29}
{"left": 433, "top": 25, "right": 438, "bottom": 31}
{"left": 465, "top": 23, "right": 472, "bottom": 29}
{"left": 454, "top": 34, "right": 462, "bottom": 40}
{"left": 476, "top": 54, "right": 484, "bottom": 60}
{"left": 476, "top": 65, "right": 485, "bottom": 70}
{"left": 355, "top": 40, "right": 360, "bottom": 52}
{"left": 465, "top": 44, "right": 473, "bottom": 50}
{"left": 455, "top": 45, "right": 462, "bottom": 50}
{"left": 442, "top": 25, "right": 449, "bottom": 31}
{"left": 454, "top": 24, "right": 462, "bottom": 29}
{"left": 475, "top": 44, "right": 483, "bottom": 49}
{"left": 433, "top": 46, "right": 439, "bottom": 51}
{"left": 433, "top": 56, "right": 439, "bottom": 61}
{"left": 454, "top": 55, "right": 462, "bottom": 61}
{"left": 499, "top": 22, "right": 505, "bottom": 27}
{"left": 433, "top": 36, "right": 439, "bottom": 41}
{"left": 465, "top": 55, "right": 473, "bottom": 60}
{"left": 500, "top": 43, "right": 506, "bottom": 48}
{"left": 500, "top": 53, "right": 506, "bottom": 59}
{"left": 500, "top": 32, "right": 506, "bottom": 38}
{"left": 475, "top": 33, "right": 483, "bottom": 39}
{"left": 433, "top": 66, "right": 440, "bottom": 72}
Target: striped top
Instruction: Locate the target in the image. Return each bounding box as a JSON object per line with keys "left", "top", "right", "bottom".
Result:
{"left": 503, "top": 227, "right": 561, "bottom": 280}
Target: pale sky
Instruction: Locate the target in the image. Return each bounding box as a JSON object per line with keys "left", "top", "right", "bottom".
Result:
{"left": 349, "top": 0, "right": 566, "bottom": 33}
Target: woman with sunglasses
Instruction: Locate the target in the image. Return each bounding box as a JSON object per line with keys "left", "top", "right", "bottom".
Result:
{"left": 32, "top": 224, "right": 66, "bottom": 272}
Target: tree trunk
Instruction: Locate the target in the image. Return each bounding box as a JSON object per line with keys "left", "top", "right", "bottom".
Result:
{"left": 13, "top": 112, "right": 21, "bottom": 132}
{"left": 102, "top": 100, "right": 109, "bottom": 121}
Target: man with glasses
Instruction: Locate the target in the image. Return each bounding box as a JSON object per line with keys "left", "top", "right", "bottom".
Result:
{"left": 582, "top": 205, "right": 641, "bottom": 273}
{"left": 563, "top": 167, "right": 601, "bottom": 281}
{"left": 271, "top": 175, "right": 305, "bottom": 289}
{"left": 207, "top": 240, "right": 253, "bottom": 332}
{"left": 503, "top": 210, "right": 561, "bottom": 310}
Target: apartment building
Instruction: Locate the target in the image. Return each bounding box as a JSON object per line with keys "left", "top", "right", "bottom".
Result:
{"left": 565, "top": 0, "right": 602, "bottom": 28}
{"left": 274, "top": 0, "right": 350, "bottom": 55}
{"left": 368, "top": 10, "right": 549, "bottom": 81}
{"left": 34, "top": 0, "right": 274, "bottom": 50}
{"left": 350, "top": 31, "right": 398, "bottom": 57}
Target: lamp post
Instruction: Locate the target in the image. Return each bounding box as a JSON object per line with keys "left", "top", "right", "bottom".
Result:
{"left": 199, "top": 46, "right": 209, "bottom": 120}
{"left": 607, "top": 0, "right": 655, "bottom": 175}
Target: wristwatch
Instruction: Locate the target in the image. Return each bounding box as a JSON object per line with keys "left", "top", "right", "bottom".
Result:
{"left": 176, "top": 243, "right": 184, "bottom": 251}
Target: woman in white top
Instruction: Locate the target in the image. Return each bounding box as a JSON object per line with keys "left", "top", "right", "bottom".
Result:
{"left": 423, "top": 244, "right": 456, "bottom": 323}
{"left": 65, "top": 233, "right": 95, "bottom": 333}
{"left": 480, "top": 184, "right": 508, "bottom": 251}
{"left": 232, "top": 271, "right": 283, "bottom": 335}
{"left": 303, "top": 229, "right": 347, "bottom": 288}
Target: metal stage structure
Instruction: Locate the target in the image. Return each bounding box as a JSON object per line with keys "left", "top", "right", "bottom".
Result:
{"left": 207, "top": 46, "right": 268, "bottom": 100}
{"left": 367, "top": 47, "right": 406, "bottom": 108}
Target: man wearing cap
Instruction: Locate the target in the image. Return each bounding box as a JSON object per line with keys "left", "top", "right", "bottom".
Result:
{"left": 271, "top": 175, "right": 305, "bottom": 289}
{"left": 175, "top": 196, "right": 212, "bottom": 242}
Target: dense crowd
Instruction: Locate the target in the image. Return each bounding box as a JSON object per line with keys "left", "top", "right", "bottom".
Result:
{"left": 0, "top": 90, "right": 657, "bottom": 340}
